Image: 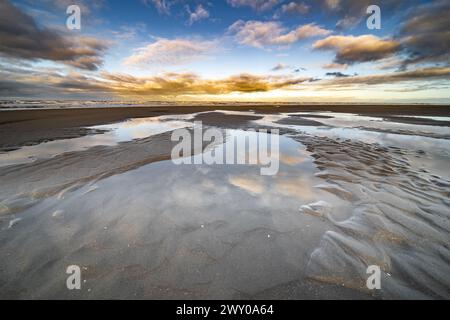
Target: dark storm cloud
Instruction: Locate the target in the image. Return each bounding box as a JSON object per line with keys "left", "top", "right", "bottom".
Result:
{"left": 0, "top": 0, "right": 108, "bottom": 70}
{"left": 0, "top": 79, "right": 38, "bottom": 96}
{"left": 315, "top": 0, "right": 449, "bottom": 69}
{"left": 398, "top": 0, "right": 450, "bottom": 68}
{"left": 314, "top": 0, "right": 449, "bottom": 70}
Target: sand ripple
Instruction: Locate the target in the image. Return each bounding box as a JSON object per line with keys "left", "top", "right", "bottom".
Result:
{"left": 292, "top": 135, "right": 450, "bottom": 299}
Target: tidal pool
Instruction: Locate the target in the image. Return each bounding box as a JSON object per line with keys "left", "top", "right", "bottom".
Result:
{"left": 0, "top": 116, "right": 192, "bottom": 167}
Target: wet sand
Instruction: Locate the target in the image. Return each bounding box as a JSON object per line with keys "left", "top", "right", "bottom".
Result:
{"left": 1, "top": 104, "right": 449, "bottom": 151}
{"left": 0, "top": 106, "right": 449, "bottom": 299}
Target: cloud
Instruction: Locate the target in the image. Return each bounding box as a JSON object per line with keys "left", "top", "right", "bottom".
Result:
{"left": 324, "top": 0, "right": 340, "bottom": 10}
{"left": 42, "top": 0, "right": 105, "bottom": 15}
{"left": 319, "top": 0, "right": 407, "bottom": 30}
{"left": 227, "top": 0, "right": 279, "bottom": 11}
{"left": 124, "top": 38, "right": 217, "bottom": 66}
{"left": 273, "top": 1, "right": 309, "bottom": 19}
{"left": 315, "top": 1, "right": 449, "bottom": 69}
{"left": 229, "top": 21, "right": 331, "bottom": 48}
{"left": 0, "top": 0, "right": 108, "bottom": 70}
{"left": 271, "top": 63, "right": 290, "bottom": 71}
{"left": 322, "top": 67, "right": 450, "bottom": 86}
{"left": 323, "top": 62, "right": 348, "bottom": 70}
{"left": 294, "top": 67, "right": 307, "bottom": 72}
{"left": 143, "top": 0, "right": 173, "bottom": 15}
{"left": 281, "top": 2, "right": 309, "bottom": 14}
{"left": 281, "top": 2, "right": 310, "bottom": 14}
{"left": 398, "top": 0, "right": 450, "bottom": 68}
{"left": 0, "top": 66, "right": 111, "bottom": 97}
{"left": 66, "top": 67, "right": 450, "bottom": 95}
{"left": 321, "top": 0, "right": 404, "bottom": 15}
{"left": 2, "top": 64, "right": 448, "bottom": 99}
{"left": 187, "top": 4, "right": 210, "bottom": 25}
{"left": 335, "top": 16, "right": 360, "bottom": 29}
{"left": 102, "top": 72, "right": 310, "bottom": 96}
{"left": 325, "top": 72, "right": 353, "bottom": 78}
{"left": 313, "top": 35, "right": 400, "bottom": 65}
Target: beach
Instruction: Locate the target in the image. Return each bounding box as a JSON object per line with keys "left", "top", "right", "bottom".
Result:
{"left": 1, "top": 104, "right": 450, "bottom": 151}
{"left": 0, "top": 104, "right": 449, "bottom": 299}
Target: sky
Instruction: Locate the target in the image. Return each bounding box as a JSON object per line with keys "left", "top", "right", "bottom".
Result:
{"left": 0, "top": 0, "right": 449, "bottom": 103}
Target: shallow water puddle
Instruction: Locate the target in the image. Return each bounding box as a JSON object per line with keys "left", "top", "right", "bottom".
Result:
{"left": 288, "top": 112, "right": 450, "bottom": 135}
{"left": 0, "top": 116, "right": 192, "bottom": 167}
{"left": 255, "top": 112, "right": 450, "bottom": 158}
{"left": 0, "top": 131, "right": 352, "bottom": 299}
